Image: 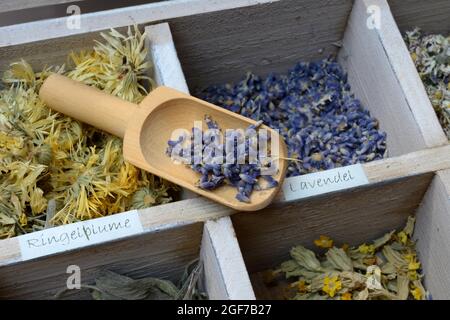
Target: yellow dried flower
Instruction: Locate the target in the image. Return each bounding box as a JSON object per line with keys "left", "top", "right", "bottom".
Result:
{"left": 296, "top": 280, "right": 308, "bottom": 293}
{"left": 2, "top": 59, "right": 36, "bottom": 87}
{"left": 314, "top": 235, "right": 333, "bottom": 249}
{"left": 408, "top": 260, "right": 421, "bottom": 272}
{"left": 397, "top": 231, "right": 408, "bottom": 245}
{"left": 322, "top": 276, "right": 342, "bottom": 298}
{"left": 130, "top": 186, "right": 172, "bottom": 210}
{"left": 341, "top": 292, "right": 352, "bottom": 300}
{"left": 30, "top": 187, "right": 47, "bottom": 215}
{"left": 19, "top": 213, "right": 28, "bottom": 227}
{"left": 411, "top": 286, "right": 423, "bottom": 300}
{"left": 358, "top": 243, "right": 375, "bottom": 255}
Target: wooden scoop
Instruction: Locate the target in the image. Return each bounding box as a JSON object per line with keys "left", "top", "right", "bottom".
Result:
{"left": 39, "top": 74, "right": 288, "bottom": 211}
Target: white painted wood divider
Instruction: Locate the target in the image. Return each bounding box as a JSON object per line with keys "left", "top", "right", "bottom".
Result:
{"left": 414, "top": 169, "right": 450, "bottom": 300}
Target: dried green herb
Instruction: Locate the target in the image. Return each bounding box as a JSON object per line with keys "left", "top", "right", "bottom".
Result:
{"left": 0, "top": 26, "right": 177, "bottom": 238}
{"left": 404, "top": 28, "right": 450, "bottom": 138}
{"left": 269, "top": 216, "right": 429, "bottom": 300}
{"left": 55, "top": 260, "right": 207, "bottom": 300}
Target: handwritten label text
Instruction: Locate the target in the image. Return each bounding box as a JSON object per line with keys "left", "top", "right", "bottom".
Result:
{"left": 19, "top": 210, "right": 143, "bottom": 261}
{"left": 282, "top": 164, "right": 369, "bottom": 201}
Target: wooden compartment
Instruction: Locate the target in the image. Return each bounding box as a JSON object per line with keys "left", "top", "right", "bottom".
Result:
{"left": 231, "top": 169, "right": 450, "bottom": 300}
{"left": 170, "top": 0, "right": 446, "bottom": 157}
{"left": 0, "top": 20, "right": 195, "bottom": 239}
{"left": 0, "top": 216, "right": 254, "bottom": 299}
{"left": 387, "top": 0, "right": 450, "bottom": 138}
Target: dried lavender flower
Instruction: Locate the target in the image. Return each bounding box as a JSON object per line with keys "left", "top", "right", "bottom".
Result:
{"left": 196, "top": 57, "right": 387, "bottom": 177}
{"left": 404, "top": 28, "right": 450, "bottom": 138}
{"left": 167, "top": 115, "right": 278, "bottom": 203}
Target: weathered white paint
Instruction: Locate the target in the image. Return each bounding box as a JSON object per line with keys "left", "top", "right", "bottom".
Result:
{"left": 0, "top": 0, "right": 279, "bottom": 47}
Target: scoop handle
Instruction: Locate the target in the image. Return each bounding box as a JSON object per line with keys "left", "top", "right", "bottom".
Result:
{"left": 39, "top": 73, "right": 138, "bottom": 138}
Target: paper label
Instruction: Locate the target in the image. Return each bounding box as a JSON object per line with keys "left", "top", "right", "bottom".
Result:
{"left": 282, "top": 164, "right": 369, "bottom": 201}
{"left": 19, "top": 210, "right": 143, "bottom": 261}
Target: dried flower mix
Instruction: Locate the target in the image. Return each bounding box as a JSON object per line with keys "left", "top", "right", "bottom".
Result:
{"left": 404, "top": 28, "right": 450, "bottom": 138}
{"left": 0, "top": 26, "right": 177, "bottom": 238}
{"left": 167, "top": 115, "right": 278, "bottom": 202}
{"left": 56, "top": 260, "right": 207, "bottom": 300}
{"left": 265, "top": 216, "right": 429, "bottom": 300}
{"left": 196, "top": 57, "right": 387, "bottom": 177}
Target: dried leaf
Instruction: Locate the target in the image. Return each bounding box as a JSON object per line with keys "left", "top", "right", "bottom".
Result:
{"left": 278, "top": 260, "right": 319, "bottom": 279}
{"left": 396, "top": 274, "right": 410, "bottom": 299}
{"left": 290, "top": 246, "right": 322, "bottom": 272}
{"left": 268, "top": 216, "right": 426, "bottom": 300}
{"left": 403, "top": 216, "right": 416, "bottom": 237}
{"left": 373, "top": 230, "right": 395, "bottom": 249}
{"left": 354, "top": 288, "right": 369, "bottom": 300}
{"left": 382, "top": 245, "right": 408, "bottom": 272}
{"left": 325, "top": 247, "right": 353, "bottom": 271}
{"left": 366, "top": 265, "right": 382, "bottom": 290}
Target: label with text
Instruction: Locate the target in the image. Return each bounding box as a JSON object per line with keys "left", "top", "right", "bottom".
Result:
{"left": 282, "top": 164, "right": 369, "bottom": 201}
{"left": 19, "top": 210, "right": 143, "bottom": 261}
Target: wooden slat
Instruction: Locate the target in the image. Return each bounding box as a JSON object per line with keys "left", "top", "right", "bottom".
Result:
{"left": 388, "top": 0, "right": 450, "bottom": 34}
{"left": 0, "top": 0, "right": 83, "bottom": 13}
{"left": 146, "top": 23, "right": 190, "bottom": 93}
{"left": 414, "top": 170, "right": 450, "bottom": 300}
{"left": 0, "top": 0, "right": 278, "bottom": 47}
{"left": 201, "top": 217, "right": 255, "bottom": 300}
{"left": 2, "top": 144, "right": 450, "bottom": 266}
{"left": 169, "top": 0, "right": 353, "bottom": 89}
{"left": 338, "top": 0, "right": 446, "bottom": 157}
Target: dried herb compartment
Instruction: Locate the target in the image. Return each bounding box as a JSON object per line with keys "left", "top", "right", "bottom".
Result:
{"left": 0, "top": 216, "right": 254, "bottom": 299}
{"left": 231, "top": 169, "right": 450, "bottom": 299}
{"left": 171, "top": 0, "right": 446, "bottom": 160}
{"left": 388, "top": 0, "right": 450, "bottom": 139}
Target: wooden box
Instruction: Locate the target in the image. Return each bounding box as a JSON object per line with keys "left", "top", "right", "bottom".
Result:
{"left": 0, "top": 0, "right": 449, "bottom": 299}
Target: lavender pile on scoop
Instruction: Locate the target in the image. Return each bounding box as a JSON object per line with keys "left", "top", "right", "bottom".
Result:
{"left": 196, "top": 58, "right": 387, "bottom": 177}
{"left": 166, "top": 116, "right": 278, "bottom": 203}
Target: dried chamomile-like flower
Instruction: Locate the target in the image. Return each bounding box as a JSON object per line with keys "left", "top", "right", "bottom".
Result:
{"left": 405, "top": 28, "right": 450, "bottom": 138}
{"left": 0, "top": 25, "right": 177, "bottom": 238}
{"left": 130, "top": 185, "right": 172, "bottom": 209}
{"left": 67, "top": 25, "right": 155, "bottom": 103}
{"left": 197, "top": 57, "right": 387, "bottom": 177}
{"left": 267, "top": 216, "right": 428, "bottom": 300}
